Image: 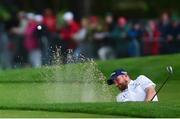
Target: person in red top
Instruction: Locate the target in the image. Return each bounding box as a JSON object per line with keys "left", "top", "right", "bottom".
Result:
{"left": 23, "top": 13, "right": 38, "bottom": 53}
{"left": 58, "top": 11, "right": 79, "bottom": 63}
{"left": 143, "top": 20, "right": 161, "bottom": 55}
{"left": 42, "top": 8, "right": 56, "bottom": 33}
{"left": 60, "top": 11, "right": 79, "bottom": 50}
{"left": 23, "top": 13, "right": 42, "bottom": 67}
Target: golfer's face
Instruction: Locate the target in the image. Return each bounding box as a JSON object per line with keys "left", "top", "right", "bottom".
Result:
{"left": 113, "top": 75, "right": 128, "bottom": 91}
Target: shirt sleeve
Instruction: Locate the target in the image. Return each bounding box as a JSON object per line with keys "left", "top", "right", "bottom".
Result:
{"left": 137, "top": 75, "right": 156, "bottom": 91}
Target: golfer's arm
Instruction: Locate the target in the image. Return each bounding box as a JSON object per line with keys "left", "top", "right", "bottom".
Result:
{"left": 144, "top": 86, "right": 156, "bottom": 101}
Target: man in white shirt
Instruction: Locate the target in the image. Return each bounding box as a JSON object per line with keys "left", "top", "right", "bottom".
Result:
{"left": 107, "top": 69, "right": 158, "bottom": 102}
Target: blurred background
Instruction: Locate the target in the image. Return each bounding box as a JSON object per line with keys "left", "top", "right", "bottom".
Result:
{"left": 0, "top": 0, "right": 180, "bottom": 69}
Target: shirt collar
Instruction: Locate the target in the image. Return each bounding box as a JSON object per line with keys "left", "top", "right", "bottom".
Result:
{"left": 128, "top": 80, "right": 134, "bottom": 88}
{"left": 129, "top": 79, "right": 134, "bottom": 84}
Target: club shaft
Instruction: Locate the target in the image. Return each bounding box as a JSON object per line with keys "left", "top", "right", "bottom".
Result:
{"left": 151, "top": 75, "right": 170, "bottom": 101}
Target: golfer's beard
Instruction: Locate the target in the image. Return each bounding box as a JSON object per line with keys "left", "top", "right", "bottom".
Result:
{"left": 118, "top": 80, "right": 128, "bottom": 91}
{"left": 118, "top": 84, "right": 128, "bottom": 91}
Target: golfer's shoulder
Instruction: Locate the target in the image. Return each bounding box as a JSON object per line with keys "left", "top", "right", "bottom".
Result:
{"left": 135, "top": 75, "right": 152, "bottom": 83}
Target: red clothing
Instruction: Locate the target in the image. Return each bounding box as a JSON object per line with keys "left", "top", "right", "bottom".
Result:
{"left": 23, "top": 20, "right": 39, "bottom": 52}
{"left": 43, "top": 15, "right": 56, "bottom": 33}
{"left": 60, "top": 21, "right": 79, "bottom": 49}
{"left": 143, "top": 30, "right": 160, "bottom": 55}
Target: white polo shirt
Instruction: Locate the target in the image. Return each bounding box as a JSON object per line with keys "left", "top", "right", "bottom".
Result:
{"left": 116, "top": 75, "right": 158, "bottom": 102}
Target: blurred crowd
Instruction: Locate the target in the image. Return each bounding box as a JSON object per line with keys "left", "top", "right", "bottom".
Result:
{"left": 0, "top": 8, "right": 180, "bottom": 69}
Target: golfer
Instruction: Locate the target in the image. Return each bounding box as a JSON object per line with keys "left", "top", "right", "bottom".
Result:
{"left": 107, "top": 69, "right": 158, "bottom": 102}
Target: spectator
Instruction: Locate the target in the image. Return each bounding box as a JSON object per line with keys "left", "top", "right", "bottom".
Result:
{"left": 143, "top": 20, "right": 160, "bottom": 55}
{"left": 0, "top": 20, "right": 12, "bottom": 69}
{"left": 2, "top": 11, "right": 21, "bottom": 68}
{"left": 73, "top": 17, "right": 90, "bottom": 60}
{"left": 43, "top": 8, "right": 56, "bottom": 33}
{"left": 103, "top": 12, "right": 116, "bottom": 46}
{"left": 42, "top": 8, "right": 58, "bottom": 61}
{"left": 110, "top": 16, "right": 129, "bottom": 58}
{"left": 10, "top": 11, "right": 28, "bottom": 67}
{"left": 88, "top": 16, "right": 103, "bottom": 59}
{"left": 59, "top": 11, "right": 79, "bottom": 63}
{"left": 158, "top": 12, "right": 172, "bottom": 54}
{"left": 34, "top": 14, "right": 51, "bottom": 65}
{"left": 127, "top": 22, "right": 142, "bottom": 57}
{"left": 97, "top": 13, "right": 116, "bottom": 60}
{"left": 23, "top": 13, "right": 42, "bottom": 68}
{"left": 167, "top": 19, "right": 180, "bottom": 53}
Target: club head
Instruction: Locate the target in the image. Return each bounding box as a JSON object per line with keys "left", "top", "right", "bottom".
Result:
{"left": 166, "top": 66, "right": 173, "bottom": 75}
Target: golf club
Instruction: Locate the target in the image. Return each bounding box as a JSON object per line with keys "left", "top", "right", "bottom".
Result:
{"left": 151, "top": 66, "right": 173, "bottom": 101}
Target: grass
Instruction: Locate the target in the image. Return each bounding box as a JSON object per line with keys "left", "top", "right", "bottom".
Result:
{"left": 0, "top": 109, "right": 120, "bottom": 118}
{"left": 0, "top": 53, "right": 180, "bottom": 117}
{"left": 98, "top": 53, "right": 180, "bottom": 82}
{"left": 0, "top": 102, "right": 180, "bottom": 117}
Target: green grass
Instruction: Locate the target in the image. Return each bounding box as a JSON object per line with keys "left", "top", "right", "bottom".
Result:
{"left": 0, "top": 53, "right": 180, "bottom": 117}
{"left": 0, "top": 102, "right": 180, "bottom": 117}
{"left": 98, "top": 53, "right": 180, "bottom": 82}
{"left": 0, "top": 109, "right": 120, "bottom": 118}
